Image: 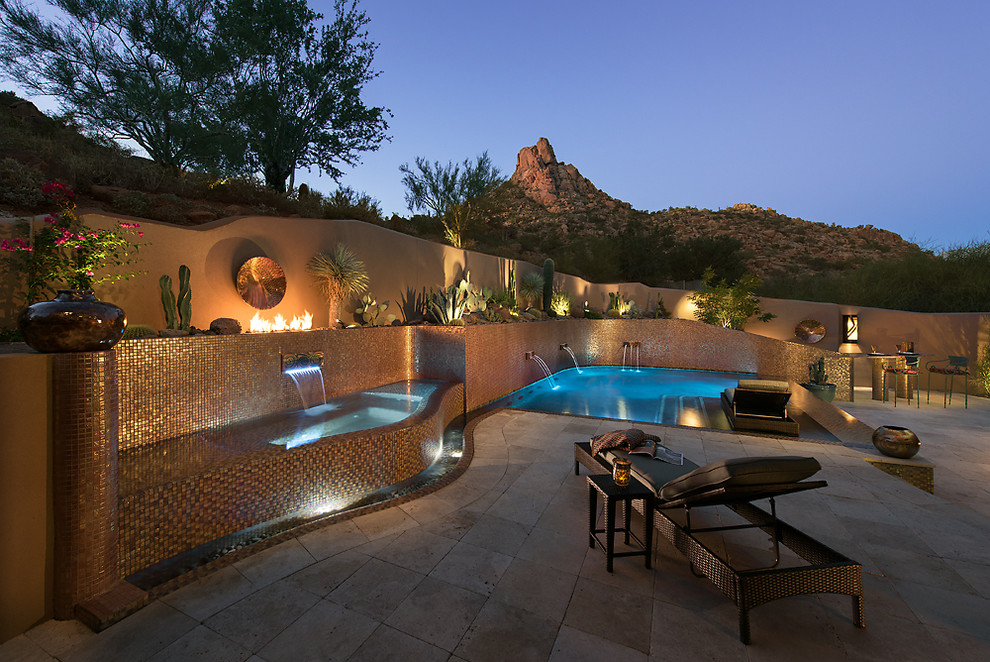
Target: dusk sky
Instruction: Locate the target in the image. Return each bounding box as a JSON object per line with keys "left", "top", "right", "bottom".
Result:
{"left": 9, "top": 0, "right": 989, "bottom": 249}
{"left": 316, "top": 0, "right": 990, "bottom": 250}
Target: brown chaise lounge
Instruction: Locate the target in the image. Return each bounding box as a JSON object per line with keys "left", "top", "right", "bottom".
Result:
{"left": 574, "top": 440, "right": 864, "bottom": 644}
{"left": 721, "top": 379, "right": 800, "bottom": 436}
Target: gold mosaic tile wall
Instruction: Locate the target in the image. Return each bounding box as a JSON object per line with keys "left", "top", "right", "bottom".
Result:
{"left": 51, "top": 352, "right": 119, "bottom": 619}
{"left": 118, "top": 382, "right": 462, "bottom": 575}
{"left": 116, "top": 327, "right": 417, "bottom": 450}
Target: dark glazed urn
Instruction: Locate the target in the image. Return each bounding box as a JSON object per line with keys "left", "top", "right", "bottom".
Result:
{"left": 18, "top": 290, "right": 126, "bottom": 353}
{"left": 872, "top": 425, "right": 921, "bottom": 459}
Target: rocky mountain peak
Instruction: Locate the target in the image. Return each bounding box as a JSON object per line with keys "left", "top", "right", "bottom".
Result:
{"left": 510, "top": 138, "right": 630, "bottom": 213}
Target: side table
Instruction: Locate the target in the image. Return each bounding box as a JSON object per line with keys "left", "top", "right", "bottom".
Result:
{"left": 587, "top": 474, "right": 654, "bottom": 572}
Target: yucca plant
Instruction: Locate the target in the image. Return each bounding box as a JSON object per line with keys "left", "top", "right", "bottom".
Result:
{"left": 306, "top": 244, "right": 369, "bottom": 325}
{"left": 519, "top": 272, "right": 544, "bottom": 310}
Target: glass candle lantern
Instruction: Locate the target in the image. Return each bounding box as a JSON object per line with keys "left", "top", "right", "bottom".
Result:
{"left": 613, "top": 458, "right": 632, "bottom": 489}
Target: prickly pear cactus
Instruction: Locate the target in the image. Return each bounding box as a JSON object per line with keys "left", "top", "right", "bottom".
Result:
{"left": 355, "top": 294, "right": 396, "bottom": 326}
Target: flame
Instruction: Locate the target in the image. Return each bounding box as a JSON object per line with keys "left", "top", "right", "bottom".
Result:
{"left": 249, "top": 310, "right": 313, "bottom": 332}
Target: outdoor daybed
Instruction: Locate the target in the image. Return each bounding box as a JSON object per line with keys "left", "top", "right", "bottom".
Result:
{"left": 574, "top": 437, "right": 864, "bottom": 644}
{"left": 720, "top": 379, "right": 800, "bottom": 436}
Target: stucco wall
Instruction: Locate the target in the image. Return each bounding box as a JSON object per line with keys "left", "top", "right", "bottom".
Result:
{"left": 0, "top": 353, "right": 52, "bottom": 641}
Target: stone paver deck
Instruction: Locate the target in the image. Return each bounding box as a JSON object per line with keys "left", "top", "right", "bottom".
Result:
{"left": 4, "top": 387, "right": 990, "bottom": 661}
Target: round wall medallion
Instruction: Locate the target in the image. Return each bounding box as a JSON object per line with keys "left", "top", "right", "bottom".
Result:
{"left": 236, "top": 257, "right": 286, "bottom": 309}
{"left": 794, "top": 319, "right": 826, "bottom": 344}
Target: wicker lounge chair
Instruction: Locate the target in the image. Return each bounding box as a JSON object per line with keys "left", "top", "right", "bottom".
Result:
{"left": 720, "top": 379, "right": 799, "bottom": 436}
{"left": 574, "top": 440, "right": 864, "bottom": 644}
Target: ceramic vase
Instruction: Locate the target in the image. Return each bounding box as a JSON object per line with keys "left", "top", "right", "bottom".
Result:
{"left": 18, "top": 290, "right": 126, "bottom": 353}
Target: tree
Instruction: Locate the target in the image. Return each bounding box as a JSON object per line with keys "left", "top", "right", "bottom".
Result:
{"left": 0, "top": 0, "right": 227, "bottom": 171}
{"left": 399, "top": 152, "right": 503, "bottom": 246}
{"left": 214, "top": 0, "right": 390, "bottom": 192}
{"left": 688, "top": 267, "right": 776, "bottom": 330}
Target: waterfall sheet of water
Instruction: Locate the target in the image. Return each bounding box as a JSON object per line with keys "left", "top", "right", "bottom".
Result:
{"left": 287, "top": 366, "right": 327, "bottom": 408}
{"left": 622, "top": 344, "right": 640, "bottom": 371}
{"left": 530, "top": 354, "right": 558, "bottom": 389}
{"left": 562, "top": 346, "right": 583, "bottom": 373}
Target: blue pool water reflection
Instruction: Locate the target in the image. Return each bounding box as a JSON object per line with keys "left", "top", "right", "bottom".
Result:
{"left": 491, "top": 366, "right": 754, "bottom": 428}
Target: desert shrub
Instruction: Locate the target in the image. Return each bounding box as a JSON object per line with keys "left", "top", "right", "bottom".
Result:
{"left": 321, "top": 186, "right": 384, "bottom": 224}
{"left": 550, "top": 290, "right": 572, "bottom": 316}
{"left": 689, "top": 268, "right": 775, "bottom": 330}
{"left": 113, "top": 191, "right": 155, "bottom": 218}
{"left": 977, "top": 341, "right": 990, "bottom": 396}
{"left": 518, "top": 272, "right": 544, "bottom": 309}
{"left": 0, "top": 158, "right": 47, "bottom": 207}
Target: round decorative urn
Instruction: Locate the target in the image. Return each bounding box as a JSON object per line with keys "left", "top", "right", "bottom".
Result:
{"left": 871, "top": 425, "right": 921, "bottom": 459}
{"left": 18, "top": 290, "right": 126, "bottom": 353}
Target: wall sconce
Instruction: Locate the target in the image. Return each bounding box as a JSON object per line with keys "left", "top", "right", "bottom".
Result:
{"left": 842, "top": 315, "right": 859, "bottom": 343}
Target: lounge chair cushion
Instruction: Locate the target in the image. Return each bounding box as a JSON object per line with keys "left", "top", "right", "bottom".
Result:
{"left": 658, "top": 456, "right": 821, "bottom": 502}
{"left": 737, "top": 379, "right": 789, "bottom": 392}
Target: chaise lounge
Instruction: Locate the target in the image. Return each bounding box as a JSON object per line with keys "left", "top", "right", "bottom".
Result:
{"left": 720, "top": 379, "right": 800, "bottom": 436}
{"left": 574, "top": 435, "right": 864, "bottom": 644}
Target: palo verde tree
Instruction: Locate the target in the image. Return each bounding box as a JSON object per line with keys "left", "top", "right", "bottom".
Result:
{"left": 688, "top": 267, "right": 776, "bottom": 330}
{"left": 214, "top": 0, "right": 390, "bottom": 193}
{"left": 0, "top": 0, "right": 228, "bottom": 172}
{"left": 399, "top": 152, "right": 503, "bottom": 247}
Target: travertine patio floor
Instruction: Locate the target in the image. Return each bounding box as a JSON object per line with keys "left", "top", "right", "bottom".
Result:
{"left": 4, "top": 387, "right": 990, "bottom": 661}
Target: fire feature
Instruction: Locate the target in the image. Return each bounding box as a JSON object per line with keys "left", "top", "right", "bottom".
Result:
{"left": 249, "top": 310, "right": 313, "bottom": 332}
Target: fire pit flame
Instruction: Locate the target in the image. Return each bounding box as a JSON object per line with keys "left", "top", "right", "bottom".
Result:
{"left": 249, "top": 310, "right": 313, "bottom": 332}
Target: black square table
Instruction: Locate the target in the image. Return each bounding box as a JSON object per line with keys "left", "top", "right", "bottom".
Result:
{"left": 587, "top": 473, "right": 654, "bottom": 572}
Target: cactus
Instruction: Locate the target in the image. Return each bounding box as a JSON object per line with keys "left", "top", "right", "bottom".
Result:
{"left": 159, "top": 274, "right": 177, "bottom": 329}
{"left": 354, "top": 294, "right": 396, "bottom": 327}
{"left": 809, "top": 357, "right": 829, "bottom": 385}
{"left": 429, "top": 284, "right": 467, "bottom": 324}
{"left": 507, "top": 261, "right": 517, "bottom": 310}
{"left": 456, "top": 271, "right": 489, "bottom": 313}
{"left": 177, "top": 264, "right": 191, "bottom": 330}
{"left": 542, "top": 258, "right": 554, "bottom": 314}
{"left": 160, "top": 266, "right": 192, "bottom": 330}
{"left": 122, "top": 323, "right": 158, "bottom": 340}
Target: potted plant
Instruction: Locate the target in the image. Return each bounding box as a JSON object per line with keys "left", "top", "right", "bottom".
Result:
{"left": 803, "top": 357, "right": 837, "bottom": 402}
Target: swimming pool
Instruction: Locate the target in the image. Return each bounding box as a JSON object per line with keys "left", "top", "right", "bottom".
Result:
{"left": 490, "top": 366, "right": 754, "bottom": 428}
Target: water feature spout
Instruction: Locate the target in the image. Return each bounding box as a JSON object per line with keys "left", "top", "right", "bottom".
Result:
{"left": 559, "top": 343, "right": 582, "bottom": 373}
{"left": 526, "top": 352, "right": 558, "bottom": 389}
{"left": 282, "top": 351, "right": 327, "bottom": 408}
{"left": 621, "top": 342, "right": 641, "bottom": 371}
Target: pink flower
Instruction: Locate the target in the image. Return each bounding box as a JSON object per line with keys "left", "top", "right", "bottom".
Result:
{"left": 44, "top": 215, "right": 56, "bottom": 224}
{"left": 137, "top": 232, "right": 144, "bottom": 238}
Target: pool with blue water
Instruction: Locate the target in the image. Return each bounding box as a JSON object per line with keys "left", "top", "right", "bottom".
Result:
{"left": 490, "top": 366, "right": 755, "bottom": 428}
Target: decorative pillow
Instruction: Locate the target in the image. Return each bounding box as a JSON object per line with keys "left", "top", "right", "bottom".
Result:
{"left": 659, "top": 456, "right": 821, "bottom": 502}
{"left": 590, "top": 428, "right": 645, "bottom": 456}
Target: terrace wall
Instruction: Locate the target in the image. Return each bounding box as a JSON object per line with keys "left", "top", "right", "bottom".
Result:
{"left": 2, "top": 213, "right": 986, "bottom": 392}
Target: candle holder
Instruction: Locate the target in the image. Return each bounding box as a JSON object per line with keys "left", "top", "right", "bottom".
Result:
{"left": 613, "top": 457, "right": 632, "bottom": 489}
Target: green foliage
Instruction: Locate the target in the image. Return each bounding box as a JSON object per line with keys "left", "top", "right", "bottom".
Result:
{"left": 0, "top": 158, "right": 47, "bottom": 207}
{"left": 689, "top": 268, "right": 776, "bottom": 330}
{"left": 320, "top": 186, "right": 384, "bottom": 224}
{"left": 113, "top": 191, "right": 156, "bottom": 219}
{"left": 399, "top": 152, "right": 503, "bottom": 247}
{"left": 607, "top": 292, "right": 632, "bottom": 315}
{"left": 0, "top": 0, "right": 226, "bottom": 171}
{"left": 977, "top": 342, "right": 990, "bottom": 396}
{"left": 159, "top": 265, "right": 191, "bottom": 330}
{"left": 306, "top": 244, "right": 369, "bottom": 305}
{"left": 0, "top": 326, "right": 23, "bottom": 342}
{"left": 482, "top": 307, "right": 505, "bottom": 323}
{"left": 665, "top": 236, "right": 747, "bottom": 282}
{"left": 353, "top": 294, "right": 395, "bottom": 326}
{"left": 550, "top": 290, "right": 572, "bottom": 317}
{"left": 542, "top": 258, "right": 555, "bottom": 314}
{"left": 809, "top": 357, "right": 829, "bottom": 385}
{"left": 506, "top": 261, "right": 517, "bottom": 310}
{"left": 654, "top": 294, "right": 671, "bottom": 319}
{"left": 584, "top": 309, "right": 604, "bottom": 320}
{"left": 122, "top": 324, "right": 158, "bottom": 339}
{"left": 428, "top": 284, "right": 467, "bottom": 325}
{"left": 160, "top": 275, "right": 177, "bottom": 329}
{"left": 518, "top": 272, "right": 544, "bottom": 309}
{"left": 1, "top": 182, "right": 143, "bottom": 303}
{"left": 760, "top": 241, "right": 990, "bottom": 313}
{"left": 214, "top": 0, "right": 390, "bottom": 192}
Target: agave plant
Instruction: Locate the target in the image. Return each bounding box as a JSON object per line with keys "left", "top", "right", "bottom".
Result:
{"left": 306, "top": 244, "right": 369, "bottom": 325}
{"left": 429, "top": 284, "right": 468, "bottom": 324}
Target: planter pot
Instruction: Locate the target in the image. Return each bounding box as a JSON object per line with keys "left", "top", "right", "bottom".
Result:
{"left": 802, "top": 382, "right": 837, "bottom": 402}
{"left": 872, "top": 425, "right": 921, "bottom": 459}
{"left": 18, "top": 289, "right": 126, "bottom": 353}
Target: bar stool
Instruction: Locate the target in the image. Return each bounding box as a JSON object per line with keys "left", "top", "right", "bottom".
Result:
{"left": 883, "top": 355, "right": 920, "bottom": 407}
{"left": 926, "top": 356, "right": 969, "bottom": 408}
